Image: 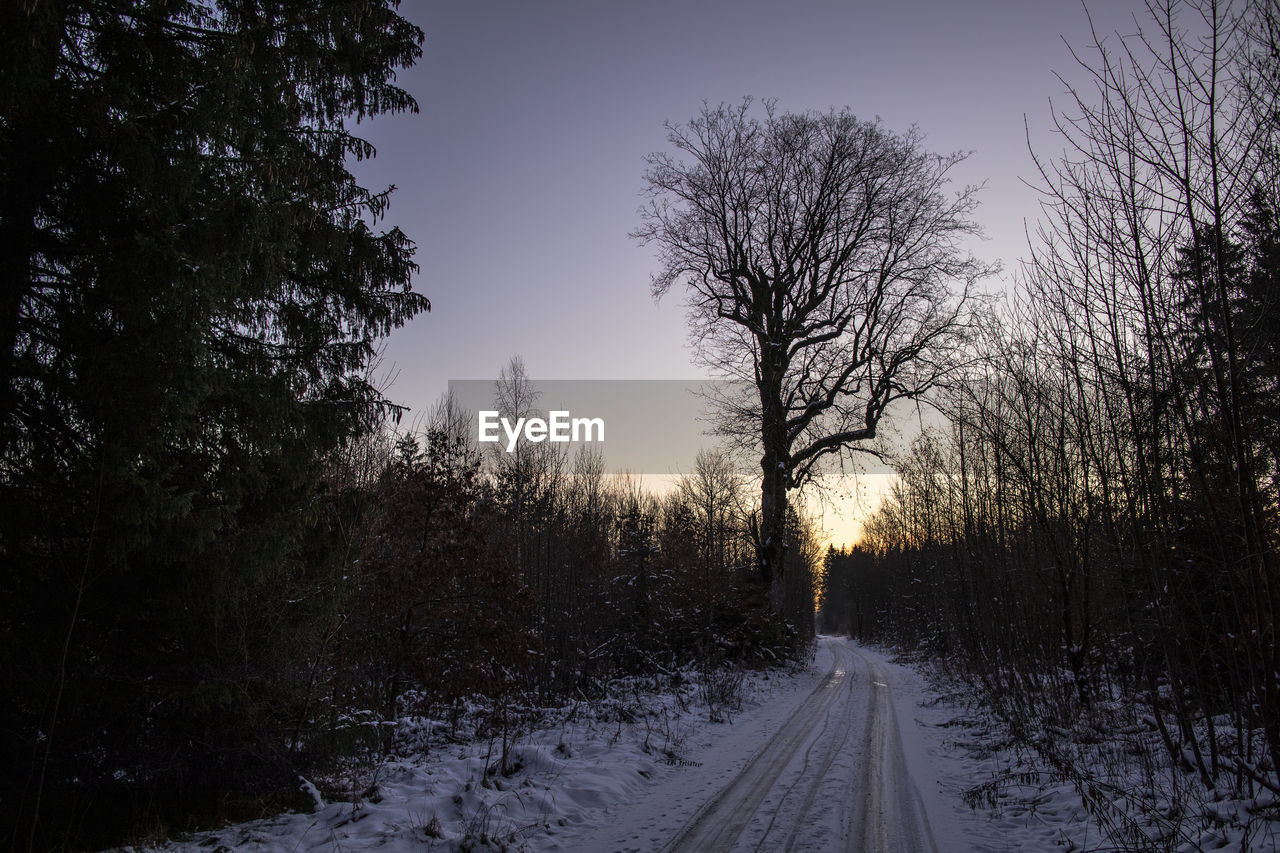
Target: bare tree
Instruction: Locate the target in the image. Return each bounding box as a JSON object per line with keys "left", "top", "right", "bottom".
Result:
{"left": 676, "top": 449, "right": 750, "bottom": 612}
{"left": 634, "top": 99, "right": 991, "bottom": 614}
{"left": 1018, "top": 0, "right": 1280, "bottom": 787}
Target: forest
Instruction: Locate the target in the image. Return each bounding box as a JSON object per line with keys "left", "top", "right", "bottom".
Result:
{"left": 2, "top": 0, "right": 1279, "bottom": 850}
{"left": 819, "top": 0, "right": 1280, "bottom": 846}
{"left": 0, "top": 3, "right": 821, "bottom": 845}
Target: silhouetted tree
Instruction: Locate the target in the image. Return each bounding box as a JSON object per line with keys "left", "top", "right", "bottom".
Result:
{"left": 635, "top": 99, "right": 990, "bottom": 630}
{"left": 847, "top": 2, "right": 1280, "bottom": 841}
{"left": 0, "top": 1, "right": 427, "bottom": 846}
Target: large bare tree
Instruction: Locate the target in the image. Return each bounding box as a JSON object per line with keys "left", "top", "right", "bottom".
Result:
{"left": 635, "top": 99, "right": 990, "bottom": 613}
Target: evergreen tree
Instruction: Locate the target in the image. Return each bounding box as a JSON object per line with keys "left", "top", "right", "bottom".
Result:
{"left": 1240, "top": 190, "right": 1280, "bottom": 515}
{"left": 0, "top": 1, "right": 427, "bottom": 846}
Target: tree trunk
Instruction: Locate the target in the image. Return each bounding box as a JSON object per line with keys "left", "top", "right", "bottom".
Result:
{"left": 758, "top": 386, "right": 789, "bottom": 612}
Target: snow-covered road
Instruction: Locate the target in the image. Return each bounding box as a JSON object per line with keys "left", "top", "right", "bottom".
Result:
{"left": 574, "top": 637, "right": 941, "bottom": 853}
{"left": 157, "top": 636, "right": 998, "bottom": 853}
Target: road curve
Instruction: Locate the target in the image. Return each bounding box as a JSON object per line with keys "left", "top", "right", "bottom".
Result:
{"left": 661, "top": 637, "right": 938, "bottom": 853}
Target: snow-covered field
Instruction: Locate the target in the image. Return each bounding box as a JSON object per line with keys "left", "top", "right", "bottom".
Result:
{"left": 134, "top": 637, "right": 1280, "bottom": 852}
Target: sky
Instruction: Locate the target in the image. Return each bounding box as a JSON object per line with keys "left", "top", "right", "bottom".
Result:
{"left": 350, "top": 0, "right": 1151, "bottom": 542}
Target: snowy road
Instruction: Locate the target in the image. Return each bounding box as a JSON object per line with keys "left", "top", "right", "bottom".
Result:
{"left": 576, "top": 637, "right": 940, "bottom": 853}
{"left": 152, "top": 636, "right": 1066, "bottom": 853}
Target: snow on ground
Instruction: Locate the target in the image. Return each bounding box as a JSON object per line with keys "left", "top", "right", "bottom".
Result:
{"left": 136, "top": 637, "right": 1280, "bottom": 852}
{"left": 875, "top": 647, "right": 1280, "bottom": 853}
{"left": 142, "top": 653, "right": 824, "bottom": 853}
{"left": 863, "top": 647, "right": 1104, "bottom": 852}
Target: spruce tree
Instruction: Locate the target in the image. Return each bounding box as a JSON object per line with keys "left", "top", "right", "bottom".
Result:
{"left": 0, "top": 1, "right": 428, "bottom": 846}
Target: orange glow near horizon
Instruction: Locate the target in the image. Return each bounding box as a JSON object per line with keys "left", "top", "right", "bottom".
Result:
{"left": 626, "top": 470, "right": 896, "bottom": 551}
{"left": 808, "top": 473, "right": 897, "bottom": 550}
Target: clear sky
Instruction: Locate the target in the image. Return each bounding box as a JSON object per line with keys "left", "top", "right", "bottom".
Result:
{"left": 351, "top": 0, "right": 1150, "bottom": 542}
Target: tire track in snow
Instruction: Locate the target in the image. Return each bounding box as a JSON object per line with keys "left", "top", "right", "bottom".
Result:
{"left": 660, "top": 639, "right": 939, "bottom": 853}
{"left": 847, "top": 650, "right": 939, "bottom": 853}
{"left": 774, "top": 642, "right": 860, "bottom": 852}
{"left": 753, "top": 642, "right": 858, "bottom": 852}
{"left": 660, "top": 642, "right": 849, "bottom": 852}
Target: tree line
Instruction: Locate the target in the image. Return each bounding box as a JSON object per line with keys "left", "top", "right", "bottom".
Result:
{"left": 305, "top": 381, "right": 818, "bottom": 792}
{"left": 1, "top": 0, "right": 428, "bottom": 847}
{"left": 820, "top": 0, "right": 1280, "bottom": 841}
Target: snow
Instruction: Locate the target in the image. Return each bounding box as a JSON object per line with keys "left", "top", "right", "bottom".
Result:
{"left": 139, "top": 657, "right": 819, "bottom": 852}
{"left": 859, "top": 647, "right": 1098, "bottom": 852}
{"left": 128, "top": 638, "right": 1280, "bottom": 852}
{"left": 297, "top": 777, "right": 326, "bottom": 813}
{"left": 869, "top": 649, "right": 1280, "bottom": 853}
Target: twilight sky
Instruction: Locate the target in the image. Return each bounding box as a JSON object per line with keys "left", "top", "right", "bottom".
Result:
{"left": 351, "top": 0, "right": 1147, "bottom": 537}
